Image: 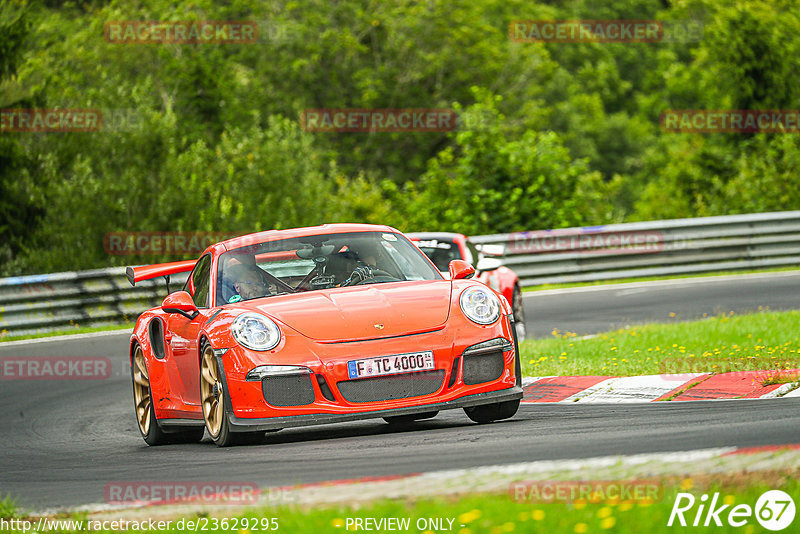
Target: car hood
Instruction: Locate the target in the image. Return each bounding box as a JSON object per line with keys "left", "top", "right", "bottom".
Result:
{"left": 252, "top": 280, "right": 452, "bottom": 342}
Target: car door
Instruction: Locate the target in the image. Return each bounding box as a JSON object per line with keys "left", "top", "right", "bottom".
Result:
{"left": 166, "top": 254, "right": 212, "bottom": 406}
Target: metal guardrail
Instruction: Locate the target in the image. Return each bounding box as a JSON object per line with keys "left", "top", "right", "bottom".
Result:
{"left": 472, "top": 211, "right": 800, "bottom": 287}
{"left": 0, "top": 269, "right": 188, "bottom": 337}
{"left": 1, "top": 211, "right": 799, "bottom": 336}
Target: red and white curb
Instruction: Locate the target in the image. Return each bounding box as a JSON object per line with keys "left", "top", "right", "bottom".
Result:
{"left": 784, "top": 386, "right": 800, "bottom": 398}
{"left": 522, "top": 370, "right": 800, "bottom": 403}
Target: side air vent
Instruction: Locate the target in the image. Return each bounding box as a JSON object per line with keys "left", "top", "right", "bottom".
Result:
{"left": 148, "top": 318, "right": 166, "bottom": 360}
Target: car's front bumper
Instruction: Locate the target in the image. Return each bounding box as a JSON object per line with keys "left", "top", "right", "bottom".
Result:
{"left": 216, "top": 308, "right": 521, "bottom": 418}
{"left": 225, "top": 385, "right": 523, "bottom": 432}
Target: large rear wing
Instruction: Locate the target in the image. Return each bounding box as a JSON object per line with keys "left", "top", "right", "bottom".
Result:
{"left": 126, "top": 259, "right": 196, "bottom": 287}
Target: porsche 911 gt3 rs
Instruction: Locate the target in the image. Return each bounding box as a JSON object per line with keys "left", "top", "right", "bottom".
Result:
{"left": 127, "top": 224, "right": 523, "bottom": 446}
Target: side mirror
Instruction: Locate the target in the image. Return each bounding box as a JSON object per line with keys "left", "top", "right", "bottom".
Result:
{"left": 449, "top": 259, "right": 475, "bottom": 280}
{"left": 476, "top": 256, "right": 502, "bottom": 273}
{"left": 161, "top": 291, "right": 199, "bottom": 320}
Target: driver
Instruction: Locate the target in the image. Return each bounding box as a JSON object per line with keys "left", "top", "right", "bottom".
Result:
{"left": 226, "top": 263, "right": 270, "bottom": 302}
{"left": 343, "top": 263, "right": 374, "bottom": 286}
{"left": 339, "top": 240, "right": 383, "bottom": 286}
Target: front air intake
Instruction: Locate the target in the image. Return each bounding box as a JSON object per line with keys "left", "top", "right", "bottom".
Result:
{"left": 461, "top": 338, "right": 511, "bottom": 385}
{"left": 462, "top": 352, "right": 504, "bottom": 385}
{"left": 262, "top": 374, "right": 316, "bottom": 407}
{"left": 337, "top": 370, "right": 445, "bottom": 403}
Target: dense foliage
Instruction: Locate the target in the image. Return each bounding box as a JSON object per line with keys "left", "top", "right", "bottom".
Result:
{"left": 1, "top": 0, "right": 798, "bottom": 274}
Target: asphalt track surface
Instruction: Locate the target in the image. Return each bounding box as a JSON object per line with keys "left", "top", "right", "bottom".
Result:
{"left": 523, "top": 271, "right": 800, "bottom": 338}
{"left": 2, "top": 272, "right": 799, "bottom": 510}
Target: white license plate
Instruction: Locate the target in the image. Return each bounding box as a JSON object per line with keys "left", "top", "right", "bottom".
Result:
{"left": 347, "top": 351, "right": 435, "bottom": 379}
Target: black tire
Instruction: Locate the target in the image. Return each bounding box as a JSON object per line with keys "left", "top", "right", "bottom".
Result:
{"left": 512, "top": 285, "right": 526, "bottom": 341}
{"left": 511, "top": 310, "right": 523, "bottom": 387}
{"left": 464, "top": 399, "right": 520, "bottom": 424}
{"left": 131, "top": 344, "right": 204, "bottom": 445}
{"left": 383, "top": 411, "right": 439, "bottom": 425}
{"left": 200, "top": 339, "right": 263, "bottom": 447}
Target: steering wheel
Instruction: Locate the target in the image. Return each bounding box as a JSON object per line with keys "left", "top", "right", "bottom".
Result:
{"left": 352, "top": 274, "right": 399, "bottom": 285}
{"left": 343, "top": 268, "right": 398, "bottom": 286}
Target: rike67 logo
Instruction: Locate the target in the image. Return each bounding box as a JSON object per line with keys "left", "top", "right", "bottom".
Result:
{"left": 668, "top": 490, "right": 796, "bottom": 531}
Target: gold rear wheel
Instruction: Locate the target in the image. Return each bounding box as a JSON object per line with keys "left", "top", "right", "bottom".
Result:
{"left": 201, "top": 345, "right": 224, "bottom": 437}
{"left": 132, "top": 346, "right": 151, "bottom": 436}
{"left": 131, "top": 341, "right": 204, "bottom": 446}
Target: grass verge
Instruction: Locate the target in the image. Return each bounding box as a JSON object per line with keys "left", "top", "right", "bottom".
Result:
{"left": 519, "top": 310, "right": 800, "bottom": 377}
{"left": 0, "top": 323, "right": 134, "bottom": 343}
{"left": 0, "top": 495, "right": 17, "bottom": 520}
{"left": 759, "top": 370, "right": 800, "bottom": 386}
{"left": 3, "top": 477, "right": 798, "bottom": 533}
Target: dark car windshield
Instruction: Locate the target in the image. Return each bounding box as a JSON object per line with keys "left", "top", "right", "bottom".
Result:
{"left": 217, "top": 231, "right": 443, "bottom": 303}
{"left": 414, "top": 238, "right": 462, "bottom": 271}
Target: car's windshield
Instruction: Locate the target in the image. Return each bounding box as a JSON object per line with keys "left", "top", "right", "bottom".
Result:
{"left": 217, "top": 231, "right": 442, "bottom": 303}
{"left": 414, "top": 238, "right": 462, "bottom": 272}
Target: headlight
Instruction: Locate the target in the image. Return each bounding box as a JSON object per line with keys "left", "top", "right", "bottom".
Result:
{"left": 459, "top": 286, "right": 501, "bottom": 325}
{"left": 231, "top": 312, "right": 281, "bottom": 351}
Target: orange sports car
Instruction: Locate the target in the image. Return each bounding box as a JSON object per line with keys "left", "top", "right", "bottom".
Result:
{"left": 127, "top": 224, "right": 523, "bottom": 446}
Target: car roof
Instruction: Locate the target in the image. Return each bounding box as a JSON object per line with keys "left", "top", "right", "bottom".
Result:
{"left": 220, "top": 223, "right": 400, "bottom": 251}
{"left": 406, "top": 232, "right": 466, "bottom": 241}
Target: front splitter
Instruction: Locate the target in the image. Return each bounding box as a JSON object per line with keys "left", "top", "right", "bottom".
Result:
{"left": 226, "top": 386, "right": 523, "bottom": 432}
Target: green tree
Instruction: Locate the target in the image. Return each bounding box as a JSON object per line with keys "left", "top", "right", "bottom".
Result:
{"left": 393, "top": 90, "right": 619, "bottom": 235}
